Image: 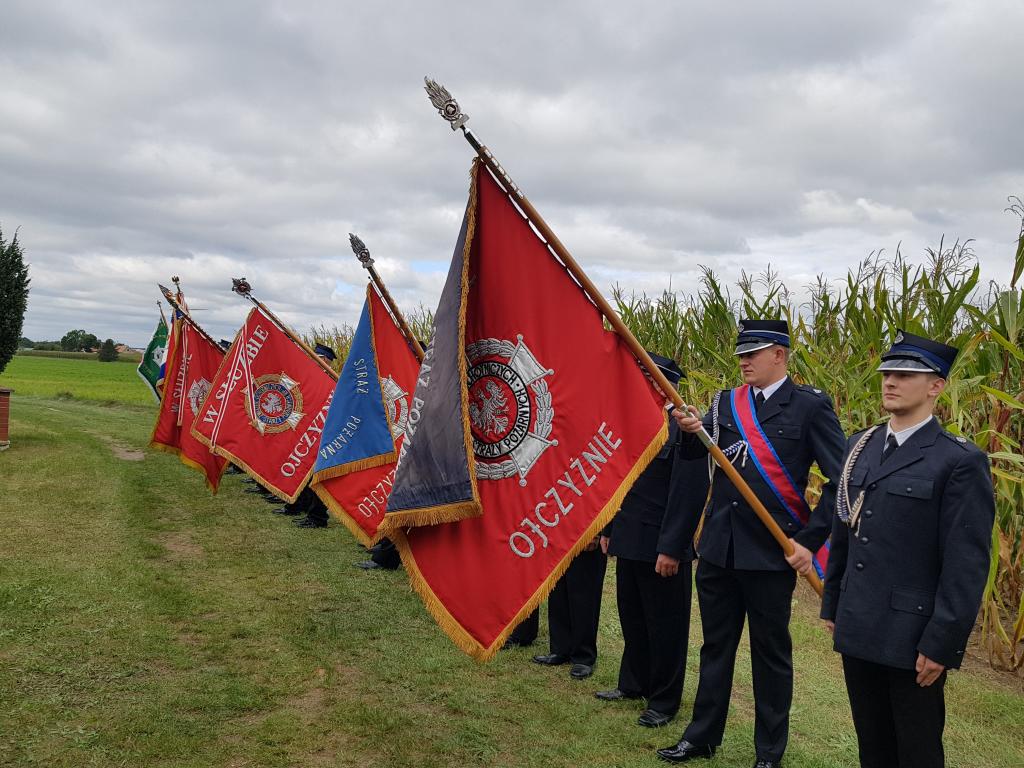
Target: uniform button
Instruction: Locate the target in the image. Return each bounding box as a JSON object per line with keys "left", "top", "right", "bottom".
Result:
{"left": 731, "top": 501, "right": 739, "bottom": 508}
{"left": 917, "top": 605, "right": 924, "bottom": 611}
{"left": 864, "top": 510, "right": 873, "bottom": 518}
{"left": 906, "top": 486, "right": 913, "bottom": 493}
{"left": 778, "top": 429, "right": 784, "bottom": 434}
{"left": 855, "top": 562, "right": 864, "bottom": 570}
{"left": 787, "top": 522, "right": 794, "bottom": 529}
{"left": 868, "top": 483, "right": 877, "bottom": 490}
{"left": 860, "top": 536, "right": 869, "bottom": 544}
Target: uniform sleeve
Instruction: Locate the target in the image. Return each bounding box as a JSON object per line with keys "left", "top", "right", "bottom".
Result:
{"left": 793, "top": 393, "right": 847, "bottom": 553}
{"left": 677, "top": 405, "right": 715, "bottom": 459}
{"left": 656, "top": 447, "right": 710, "bottom": 561}
{"left": 820, "top": 513, "right": 849, "bottom": 621}
{"left": 917, "top": 449, "right": 995, "bottom": 668}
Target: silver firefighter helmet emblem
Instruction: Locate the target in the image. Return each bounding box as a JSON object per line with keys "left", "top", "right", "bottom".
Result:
{"left": 246, "top": 372, "right": 304, "bottom": 435}
{"left": 381, "top": 374, "right": 410, "bottom": 440}
{"left": 894, "top": 331, "right": 905, "bottom": 344}
{"left": 187, "top": 377, "right": 212, "bottom": 417}
{"left": 466, "top": 335, "right": 557, "bottom": 485}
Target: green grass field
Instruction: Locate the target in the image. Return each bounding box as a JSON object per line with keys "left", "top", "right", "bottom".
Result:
{"left": 1, "top": 354, "right": 158, "bottom": 406}
{"left": 0, "top": 358, "right": 1021, "bottom": 767}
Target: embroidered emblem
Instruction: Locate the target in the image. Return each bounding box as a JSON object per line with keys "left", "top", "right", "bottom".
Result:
{"left": 247, "top": 373, "right": 304, "bottom": 434}
{"left": 894, "top": 331, "right": 905, "bottom": 344}
{"left": 466, "top": 335, "right": 557, "bottom": 485}
{"left": 381, "top": 374, "right": 410, "bottom": 440}
{"left": 187, "top": 378, "right": 212, "bottom": 417}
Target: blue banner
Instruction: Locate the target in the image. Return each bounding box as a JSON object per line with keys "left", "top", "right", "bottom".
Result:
{"left": 312, "top": 298, "right": 395, "bottom": 480}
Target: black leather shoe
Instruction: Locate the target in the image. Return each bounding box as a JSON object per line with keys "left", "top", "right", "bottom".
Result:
{"left": 656, "top": 739, "right": 715, "bottom": 763}
{"left": 638, "top": 709, "right": 673, "bottom": 728}
{"left": 294, "top": 516, "right": 327, "bottom": 528}
{"left": 355, "top": 560, "right": 385, "bottom": 570}
{"left": 531, "top": 653, "right": 570, "bottom": 666}
{"left": 595, "top": 688, "right": 642, "bottom": 701}
{"left": 753, "top": 761, "right": 780, "bottom": 768}
{"left": 569, "top": 663, "right": 594, "bottom": 679}
{"left": 271, "top": 506, "right": 300, "bottom": 516}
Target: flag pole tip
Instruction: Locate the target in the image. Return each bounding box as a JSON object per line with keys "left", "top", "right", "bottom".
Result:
{"left": 231, "top": 277, "right": 253, "bottom": 298}
{"left": 424, "top": 77, "right": 469, "bottom": 130}
{"left": 349, "top": 233, "right": 373, "bottom": 268}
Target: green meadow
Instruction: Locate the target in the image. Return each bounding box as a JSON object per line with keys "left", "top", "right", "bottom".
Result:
{"left": 0, "top": 357, "right": 1021, "bottom": 767}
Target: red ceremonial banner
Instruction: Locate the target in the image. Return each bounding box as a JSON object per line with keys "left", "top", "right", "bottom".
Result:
{"left": 191, "top": 306, "right": 337, "bottom": 503}
{"left": 387, "top": 160, "right": 668, "bottom": 659}
{"left": 150, "top": 317, "right": 228, "bottom": 491}
{"left": 311, "top": 286, "right": 421, "bottom": 545}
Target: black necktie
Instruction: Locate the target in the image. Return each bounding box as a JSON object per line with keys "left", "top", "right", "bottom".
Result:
{"left": 881, "top": 434, "right": 899, "bottom": 463}
{"left": 755, "top": 391, "right": 766, "bottom": 410}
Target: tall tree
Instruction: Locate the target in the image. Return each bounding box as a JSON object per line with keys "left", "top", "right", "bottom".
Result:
{"left": 97, "top": 338, "right": 119, "bottom": 362}
{"left": 0, "top": 226, "right": 30, "bottom": 375}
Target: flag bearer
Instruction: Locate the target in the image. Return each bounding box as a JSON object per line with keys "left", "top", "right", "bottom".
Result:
{"left": 657, "top": 320, "right": 846, "bottom": 768}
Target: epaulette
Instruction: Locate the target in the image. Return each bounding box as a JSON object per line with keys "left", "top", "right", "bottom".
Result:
{"left": 795, "top": 384, "right": 829, "bottom": 398}
{"left": 940, "top": 431, "right": 973, "bottom": 450}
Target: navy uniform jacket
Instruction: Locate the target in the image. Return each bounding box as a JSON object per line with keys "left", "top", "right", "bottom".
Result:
{"left": 821, "top": 419, "right": 994, "bottom": 670}
{"left": 607, "top": 420, "right": 710, "bottom": 563}
{"left": 679, "top": 378, "right": 846, "bottom": 571}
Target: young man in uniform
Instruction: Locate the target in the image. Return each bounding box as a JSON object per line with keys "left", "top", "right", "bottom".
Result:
{"left": 596, "top": 353, "right": 709, "bottom": 728}
{"left": 657, "top": 320, "right": 846, "bottom": 768}
{"left": 821, "top": 330, "right": 994, "bottom": 768}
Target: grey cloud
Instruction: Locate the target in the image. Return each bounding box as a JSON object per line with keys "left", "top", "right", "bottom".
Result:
{"left": 1, "top": 0, "right": 1021, "bottom": 348}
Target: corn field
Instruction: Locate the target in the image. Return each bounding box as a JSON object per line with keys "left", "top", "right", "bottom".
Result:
{"left": 308, "top": 208, "right": 1024, "bottom": 671}
{"left": 616, "top": 207, "right": 1024, "bottom": 672}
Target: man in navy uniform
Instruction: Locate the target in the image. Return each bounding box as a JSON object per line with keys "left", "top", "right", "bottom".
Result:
{"left": 821, "top": 330, "right": 994, "bottom": 768}
{"left": 658, "top": 319, "right": 846, "bottom": 768}
{"left": 595, "top": 353, "right": 709, "bottom": 728}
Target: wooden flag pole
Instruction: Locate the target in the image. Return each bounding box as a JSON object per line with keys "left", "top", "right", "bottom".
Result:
{"left": 423, "top": 77, "right": 822, "bottom": 596}
{"left": 229, "top": 278, "right": 339, "bottom": 380}
{"left": 349, "top": 234, "right": 426, "bottom": 362}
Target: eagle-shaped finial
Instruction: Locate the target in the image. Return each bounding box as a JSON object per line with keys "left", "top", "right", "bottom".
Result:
{"left": 232, "top": 277, "right": 253, "bottom": 298}
{"left": 424, "top": 76, "right": 469, "bottom": 130}
{"left": 349, "top": 233, "right": 373, "bottom": 268}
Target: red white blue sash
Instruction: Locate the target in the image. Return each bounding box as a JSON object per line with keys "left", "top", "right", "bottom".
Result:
{"left": 729, "top": 384, "right": 829, "bottom": 577}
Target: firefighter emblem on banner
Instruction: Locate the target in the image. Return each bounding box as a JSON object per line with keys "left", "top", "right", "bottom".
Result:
{"left": 381, "top": 375, "right": 411, "bottom": 440}
{"left": 187, "top": 378, "right": 212, "bottom": 417}
{"left": 247, "top": 373, "right": 304, "bottom": 434}
{"left": 466, "top": 335, "right": 556, "bottom": 485}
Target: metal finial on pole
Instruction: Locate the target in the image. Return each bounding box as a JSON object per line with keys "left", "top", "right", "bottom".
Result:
{"left": 349, "top": 233, "right": 425, "bottom": 362}
{"left": 422, "top": 77, "right": 822, "bottom": 596}
{"left": 350, "top": 233, "right": 373, "bottom": 267}
{"left": 231, "top": 277, "right": 253, "bottom": 299}
{"left": 227, "top": 278, "right": 337, "bottom": 379}
{"left": 424, "top": 77, "right": 469, "bottom": 130}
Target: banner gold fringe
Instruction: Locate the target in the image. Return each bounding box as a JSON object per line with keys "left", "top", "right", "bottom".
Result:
{"left": 190, "top": 425, "right": 312, "bottom": 505}
{"left": 310, "top": 482, "right": 382, "bottom": 547}
{"left": 310, "top": 451, "right": 396, "bottom": 484}
{"left": 391, "top": 416, "right": 669, "bottom": 662}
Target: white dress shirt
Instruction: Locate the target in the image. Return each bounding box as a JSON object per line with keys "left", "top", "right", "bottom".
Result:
{"left": 886, "top": 415, "right": 935, "bottom": 446}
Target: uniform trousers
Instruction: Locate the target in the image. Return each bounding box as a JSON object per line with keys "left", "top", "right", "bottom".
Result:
{"left": 842, "top": 654, "right": 946, "bottom": 768}
{"left": 548, "top": 547, "right": 607, "bottom": 665}
{"left": 615, "top": 557, "right": 692, "bottom": 716}
{"left": 683, "top": 559, "right": 796, "bottom": 761}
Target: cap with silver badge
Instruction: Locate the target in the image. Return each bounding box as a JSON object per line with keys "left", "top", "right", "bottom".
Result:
{"left": 877, "top": 330, "right": 958, "bottom": 378}
{"left": 734, "top": 319, "right": 790, "bottom": 356}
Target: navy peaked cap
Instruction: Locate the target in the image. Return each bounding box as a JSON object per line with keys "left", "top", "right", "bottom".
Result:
{"left": 646, "top": 350, "right": 683, "bottom": 387}
{"left": 314, "top": 343, "right": 337, "bottom": 362}
{"left": 734, "top": 319, "right": 790, "bottom": 355}
{"left": 877, "top": 330, "right": 958, "bottom": 378}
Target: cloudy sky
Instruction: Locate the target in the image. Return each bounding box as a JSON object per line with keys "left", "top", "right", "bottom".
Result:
{"left": 3, "top": 0, "right": 1022, "bottom": 346}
